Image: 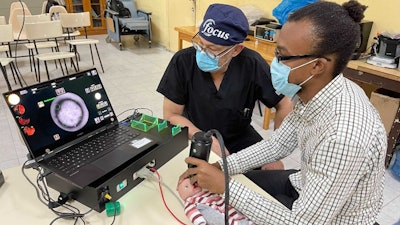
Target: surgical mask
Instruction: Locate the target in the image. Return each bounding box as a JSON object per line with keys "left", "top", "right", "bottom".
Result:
{"left": 270, "top": 57, "right": 318, "bottom": 98}
{"left": 196, "top": 50, "right": 220, "bottom": 72}
{"left": 195, "top": 45, "right": 235, "bottom": 72}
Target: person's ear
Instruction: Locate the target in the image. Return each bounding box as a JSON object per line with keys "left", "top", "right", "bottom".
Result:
{"left": 231, "top": 44, "right": 244, "bottom": 57}
{"left": 311, "top": 57, "right": 329, "bottom": 75}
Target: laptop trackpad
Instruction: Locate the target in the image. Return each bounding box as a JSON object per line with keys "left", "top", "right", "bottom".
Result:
{"left": 68, "top": 164, "right": 106, "bottom": 188}
{"left": 91, "top": 149, "right": 134, "bottom": 172}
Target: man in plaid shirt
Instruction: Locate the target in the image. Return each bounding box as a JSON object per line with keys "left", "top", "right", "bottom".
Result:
{"left": 179, "top": 1, "right": 387, "bottom": 225}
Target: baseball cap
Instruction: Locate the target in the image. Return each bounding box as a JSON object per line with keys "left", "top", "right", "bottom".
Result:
{"left": 199, "top": 4, "right": 249, "bottom": 46}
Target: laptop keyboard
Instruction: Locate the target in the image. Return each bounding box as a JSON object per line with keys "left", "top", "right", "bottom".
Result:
{"left": 48, "top": 126, "right": 140, "bottom": 176}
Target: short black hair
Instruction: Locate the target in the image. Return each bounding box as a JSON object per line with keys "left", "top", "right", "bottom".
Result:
{"left": 287, "top": 0, "right": 367, "bottom": 76}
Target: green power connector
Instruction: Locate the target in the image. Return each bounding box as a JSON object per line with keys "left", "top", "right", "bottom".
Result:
{"left": 105, "top": 201, "right": 121, "bottom": 217}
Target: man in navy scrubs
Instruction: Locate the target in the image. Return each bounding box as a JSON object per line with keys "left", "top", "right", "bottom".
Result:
{"left": 157, "top": 4, "right": 292, "bottom": 169}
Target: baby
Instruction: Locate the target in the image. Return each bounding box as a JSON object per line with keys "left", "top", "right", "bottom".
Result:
{"left": 177, "top": 178, "right": 253, "bottom": 225}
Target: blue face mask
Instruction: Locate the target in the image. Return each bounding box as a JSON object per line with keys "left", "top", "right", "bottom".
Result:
{"left": 196, "top": 50, "right": 220, "bottom": 72}
{"left": 270, "top": 57, "right": 317, "bottom": 98}
{"left": 195, "top": 45, "right": 235, "bottom": 73}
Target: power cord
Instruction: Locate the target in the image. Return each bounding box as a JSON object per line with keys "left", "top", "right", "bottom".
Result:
{"left": 12, "top": 0, "right": 28, "bottom": 87}
{"left": 21, "top": 160, "right": 93, "bottom": 225}
{"left": 136, "top": 166, "right": 184, "bottom": 207}
{"left": 116, "top": 107, "right": 154, "bottom": 121}
{"left": 99, "top": 192, "right": 118, "bottom": 225}
{"left": 136, "top": 167, "right": 187, "bottom": 224}
{"left": 204, "top": 129, "right": 229, "bottom": 225}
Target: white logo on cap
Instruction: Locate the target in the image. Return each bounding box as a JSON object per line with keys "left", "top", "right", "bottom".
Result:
{"left": 201, "top": 19, "right": 230, "bottom": 40}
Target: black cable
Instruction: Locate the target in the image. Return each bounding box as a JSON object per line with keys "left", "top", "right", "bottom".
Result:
{"left": 110, "top": 201, "right": 117, "bottom": 225}
{"left": 116, "top": 107, "right": 153, "bottom": 120}
{"left": 13, "top": 0, "right": 27, "bottom": 86}
{"left": 205, "top": 129, "right": 229, "bottom": 225}
{"left": 21, "top": 160, "right": 93, "bottom": 225}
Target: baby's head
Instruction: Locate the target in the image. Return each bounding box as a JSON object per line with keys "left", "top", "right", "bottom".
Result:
{"left": 177, "top": 178, "right": 202, "bottom": 201}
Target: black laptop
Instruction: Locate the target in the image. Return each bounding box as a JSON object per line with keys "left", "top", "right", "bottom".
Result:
{"left": 3, "top": 68, "right": 157, "bottom": 188}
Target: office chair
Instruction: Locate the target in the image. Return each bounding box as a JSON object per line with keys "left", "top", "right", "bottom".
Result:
{"left": 0, "top": 24, "right": 25, "bottom": 90}
{"left": 60, "top": 12, "right": 104, "bottom": 73}
{"left": 41, "top": 0, "right": 48, "bottom": 14}
{"left": 48, "top": 5, "right": 80, "bottom": 40}
{"left": 9, "top": 7, "right": 31, "bottom": 40}
{"left": 9, "top": 1, "right": 29, "bottom": 17}
{"left": 25, "top": 20, "right": 77, "bottom": 82}
{"left": 17, "top": 14, "right": 58, "bottom": 75}
{"left": 0, "top": 16, "right": 9, "bottom": 55}
{"left": 48, "top": 5, "right": 67, "bottom": 20}
{"left": 105, "top": 0, "right": 152, "bottom": 50}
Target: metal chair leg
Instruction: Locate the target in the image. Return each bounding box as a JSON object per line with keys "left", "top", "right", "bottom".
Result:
{"left": 10, "top": 62, "right": 25, "bottom": 87}
{"left": 94, "top": 44, "right": 104, "bottom": 73}
{"left": 0, "top": 64, "right": 12, "bottom": 90}
{"left": 44, "top": 61, "right": 50, "bottom": 81}
{"left": 63, "top": 58, "right": 69, "bottom": 75}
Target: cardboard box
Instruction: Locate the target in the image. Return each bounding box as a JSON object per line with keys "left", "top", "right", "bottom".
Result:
{"left": 370, "top": 89, "right": 400, "bottom": 135}
{"left": 351, "top": 79, "right": 378, "bottom": 98}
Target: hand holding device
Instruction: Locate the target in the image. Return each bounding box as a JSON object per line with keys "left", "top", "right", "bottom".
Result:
{"left": 188, "top": 131, "right": 212, "bottom": 168}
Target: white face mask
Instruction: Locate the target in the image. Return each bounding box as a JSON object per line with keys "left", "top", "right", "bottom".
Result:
{"left": 270, "top": 57, "right": 318, "bottom": 98}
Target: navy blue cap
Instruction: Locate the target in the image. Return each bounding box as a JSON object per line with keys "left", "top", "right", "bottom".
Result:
{"left": 199, "top": 4, "right": 249, "bottom": 46}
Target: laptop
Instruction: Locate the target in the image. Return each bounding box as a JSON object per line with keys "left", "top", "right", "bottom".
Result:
{"left": 3, "top": 68, "right": 158, "bottom": 188}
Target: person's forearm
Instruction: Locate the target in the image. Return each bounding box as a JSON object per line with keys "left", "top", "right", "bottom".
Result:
{"left": 166, "top": 114, "right": 228, "bottom": 157}
{"left": 164, "top": 114, "right": 201, "bottom": 139}
{"left": 273, "top": 110, "right": 287, "bottom": 129}
{"left": 273, "top": 97, "right": 293, "bottom": 129}
{"left": 229, "top": 180, "right": 291, "bottom": 225}
{"left": 211, "top": 136, "right": 229, "bottom": 158}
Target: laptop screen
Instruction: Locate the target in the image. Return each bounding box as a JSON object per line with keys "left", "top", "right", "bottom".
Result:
{"left": 3, "top": 68, "right": 118, "bottom": 160}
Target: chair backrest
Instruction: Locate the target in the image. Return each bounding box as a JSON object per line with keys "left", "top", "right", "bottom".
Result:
{"left": 41, "top": 1, "right": 48, "bottom": 14}
{"left": 25, "top": 20, "right": 63, "bottom": 40}
{"left": 0, "top": 16, "right": 6, "bottom": 25}
{"left": 17, "top": 14, "right": 51, "bottom": 26}
{"left": 59, "top": 11, "right": 91, "bottom": 28}
{"left": 9, "top": 7, "right": 32, "bottom": 35}
{"left": 120, "top": 0, "right": 138, "bottom": 18}
{"left": 10, "top": 1, "right": 29, "bottom": 12}
{"left": 49, "top": 5, "right": 67, "bottom": 20}
{"left": 9, "top": 1, "right": 30, "bottom": 22}
{"left": 0, "top": 25, "right": 14, "bottom": 43}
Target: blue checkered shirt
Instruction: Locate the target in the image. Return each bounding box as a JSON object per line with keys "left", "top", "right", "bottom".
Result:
{"left": 220, "top": 74, "right": 387, "bottom": 225}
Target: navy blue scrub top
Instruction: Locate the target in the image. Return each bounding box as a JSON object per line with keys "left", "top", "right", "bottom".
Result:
{"left": 157, "top": 47, "right": 283, "bottom": 151}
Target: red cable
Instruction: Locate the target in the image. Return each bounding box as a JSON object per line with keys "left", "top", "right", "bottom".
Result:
{"left": 150, "top": 168, "right": 187, "bottom": 225}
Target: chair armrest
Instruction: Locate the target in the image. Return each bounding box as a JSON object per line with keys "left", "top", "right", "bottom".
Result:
{"left": 104, "top": 9, "right": 119, "bottom": 16}
{"left": 137, "top": 9, "right": 152, "bottom": 16}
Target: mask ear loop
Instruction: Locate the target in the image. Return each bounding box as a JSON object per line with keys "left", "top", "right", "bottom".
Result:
{"left": 291, "top": 57, "right": 319, "bottom": 71}
{"left": 299, "top": 74, "right": 315, "bottom": 86}
{"left": 217, "top": 45, "right": 237, "bottom": 68}
{"left": 294, "top": 58, "right": 319, "bottom": 86}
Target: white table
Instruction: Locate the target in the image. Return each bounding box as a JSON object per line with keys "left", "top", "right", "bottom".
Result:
{"left": 0, "top": 148, "right": 278, "bottom": 224}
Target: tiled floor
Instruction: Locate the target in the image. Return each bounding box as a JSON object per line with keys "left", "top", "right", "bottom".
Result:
{"left": 0, "top": 34, "right": 399, "bottom": 224}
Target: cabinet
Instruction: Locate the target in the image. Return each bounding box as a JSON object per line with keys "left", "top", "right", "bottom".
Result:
{"left": 65, "top": 0, "right": 107, "bottom": 35}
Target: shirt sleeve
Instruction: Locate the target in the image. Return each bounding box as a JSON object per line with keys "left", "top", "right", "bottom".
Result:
{"left": 226, "top": 138, "right": 371, "bottom": 225}
{"left": 156, "top": 49, "right": 189, "bottom": 105}
{"left": 221, "top": 116, "right": 383, "bottom": 224}
{"left": 218, "top": 111, "right": 299, "bottom": 174}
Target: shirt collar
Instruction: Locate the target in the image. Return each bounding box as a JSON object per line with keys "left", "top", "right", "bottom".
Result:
{"left": 295, "top": 73, "right": 344, "bottom": 122}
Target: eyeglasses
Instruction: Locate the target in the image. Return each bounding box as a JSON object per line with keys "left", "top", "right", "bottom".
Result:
{"left": 275, "top": 48, "right": 331, "bottom": 63}
{"left": 191, "top": 32, "right": 236, "bottom": 59}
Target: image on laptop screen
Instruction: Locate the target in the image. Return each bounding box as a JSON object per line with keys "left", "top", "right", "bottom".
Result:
{"left": 3, "top": 68, "right": 118, "bottom": 160}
